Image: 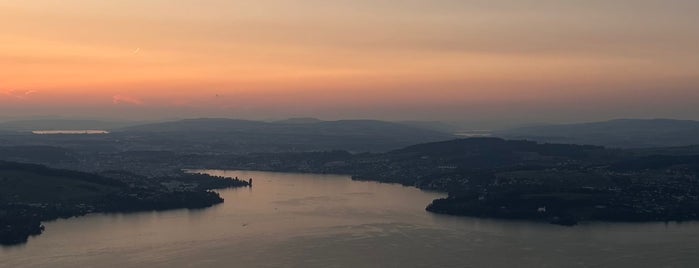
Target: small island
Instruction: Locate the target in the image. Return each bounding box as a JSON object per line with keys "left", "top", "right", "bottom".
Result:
{"left": 0, "top": 161, "right": 249, "bottom": 246}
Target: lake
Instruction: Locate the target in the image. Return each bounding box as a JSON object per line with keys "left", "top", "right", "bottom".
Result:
{"left": 2, "top": 170, "right": 699, "bottom": 267}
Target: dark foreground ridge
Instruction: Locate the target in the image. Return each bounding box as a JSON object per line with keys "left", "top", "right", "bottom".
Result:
{"left": 0, "top": 161, "right": 249, "bottom": 246}
{"left": 220, "top": 138, "right": 699, "bottom": 226}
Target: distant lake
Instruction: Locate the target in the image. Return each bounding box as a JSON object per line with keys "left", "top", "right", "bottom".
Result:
{"left": 2, "top": 170, "right": 699, "bottom": 267}
{"left": 31, "top": 130, "right": 109, "bottom": 135}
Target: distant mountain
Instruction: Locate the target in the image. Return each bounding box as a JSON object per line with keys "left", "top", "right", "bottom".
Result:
{"left": 274, "top": 117, "right": 324, "bottom": 124}
{"left": 0, "top": 119, "right": 138, "bottom": 132}
{"left": 117, "top": 118, "right": 454, "bottom": 152}
{"left": 119, "top": 118, "right": 269, "bottom": 132}
{"left": 120, "top": 118, "right": 448, "bottom": 136}
{"left": 495, "top": 119, "right": 699, "bottom": 148}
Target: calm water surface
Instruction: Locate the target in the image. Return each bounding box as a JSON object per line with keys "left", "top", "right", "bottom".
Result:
{"left": 2, "top": 170, "right": 699, "bottom": 267}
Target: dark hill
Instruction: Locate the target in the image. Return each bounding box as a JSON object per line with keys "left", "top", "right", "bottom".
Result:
{"left": 0, "top": 161, "right": 126, "bottom": 245}
{"left": 0, "top": 161, "right": 125, "bottom": 204}
{"left": 0, "top": 162, "right": 240, "bottom": 245}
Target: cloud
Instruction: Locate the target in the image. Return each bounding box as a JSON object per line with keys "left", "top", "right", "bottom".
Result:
{"left": 1, "top": 89, "right": 38, "bottom": 99}
{"left": 112, "top": 95, "right": 144, "bottom": 105}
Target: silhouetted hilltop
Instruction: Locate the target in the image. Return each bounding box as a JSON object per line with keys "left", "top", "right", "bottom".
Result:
{"left": 495, "top": 119, "right": 699, "bottom": 148}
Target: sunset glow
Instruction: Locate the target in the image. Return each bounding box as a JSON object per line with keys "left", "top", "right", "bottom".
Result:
{"left": 2, "top": 0, "right": 699, "bottom": 122}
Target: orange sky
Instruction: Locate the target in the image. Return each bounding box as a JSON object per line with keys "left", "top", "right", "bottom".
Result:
{"left": 2, "top": 0, "right": 699, "bottom": 123}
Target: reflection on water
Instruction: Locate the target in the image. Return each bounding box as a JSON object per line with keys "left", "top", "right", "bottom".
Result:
{"left": 2, "top": 170, "right": 699, "bottom": 267}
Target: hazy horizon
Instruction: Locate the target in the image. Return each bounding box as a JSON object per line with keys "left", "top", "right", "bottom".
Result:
{"left": 1, "top": 115, "right": 698, "bottom": 131}
{"left": 2, "top": 0, "right": 699, "bottom": 124}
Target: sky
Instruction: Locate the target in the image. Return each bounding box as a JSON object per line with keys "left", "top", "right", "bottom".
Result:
{"left": 1, "top": 0, "right": 699, "bottom": 126}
